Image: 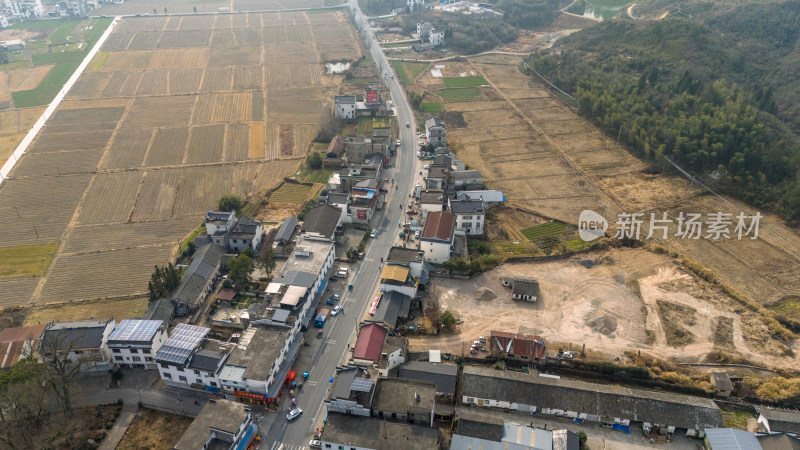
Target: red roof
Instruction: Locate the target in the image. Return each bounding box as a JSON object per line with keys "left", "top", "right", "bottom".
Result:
{"left": 490, "top": 330, "right": 546, "bottom": 359}
{"left": 0, "top": 324, "right": 46, "bottom": 369}
{"left": 216, "top": 288, "right": 238, "bottom": 301}
{"left": 353, "top": 323, "right": 388, "bottom": 363}
{"left": 421, "top": 211, "right": 455, "bottom": 241}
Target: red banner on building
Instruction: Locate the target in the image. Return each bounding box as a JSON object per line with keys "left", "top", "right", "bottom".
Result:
{"left": 365, "top": 90, "right": 378, "bottom": 105}
{"left": 235, "top": 391, "right": 266, "bottom": 400}
{"left": 357, "top": 209, "right": 367, "bottom": 220}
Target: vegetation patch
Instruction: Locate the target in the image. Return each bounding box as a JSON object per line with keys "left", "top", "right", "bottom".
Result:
{"left": 443, "top": 76, "right": 488, "bottom": 88}
{"left": 439, "top": 87, "right": 482, "bottom": 102}
{"left": 420, "top": 101, "right": 444, "bottom": 112}
{"left": 23, "top": 297, "right": 148, "bottom": 326}
{"left": 12, "top": 61, "right": 80, "bottom": 107}
{"left": 656, "top": 300, "right": 696, "bottom": 347}
{"left": 295, "top": 168, "right": 334, "bottom": 184}
{"left": 391, "top": 61, "right": 428, "bottom": 84}
{"left": 0, "top": 243, "right": 59, "bottom": 278}
{"left": 47, "top": 20, "right": 81, "bottom": 45}
{"left": 270, "top": 182, "right": 314, "bottom": 204}
{"left": 357, "top": 116, "right": 394, "bottom": 134}
{"left": 713, "top": 316, "right": 735, "bottom": 349}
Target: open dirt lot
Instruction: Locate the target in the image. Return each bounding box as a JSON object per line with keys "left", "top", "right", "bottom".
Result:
{"left": 410, "top": 247, "right": 799, "bottom": 369}
{"left": 0, "top": 11, "right": 363, "bottom": 314}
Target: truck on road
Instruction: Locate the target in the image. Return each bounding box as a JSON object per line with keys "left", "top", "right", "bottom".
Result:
{"left": 314, "top": 309, "right": 330, "bottom": 327}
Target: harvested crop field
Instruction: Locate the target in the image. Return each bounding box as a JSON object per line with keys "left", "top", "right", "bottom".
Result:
{"left": 0, "top": 10, "right": 363, "bottom": 312}
{"left": 409, "top": 248, "right": 798, "bottom": 370}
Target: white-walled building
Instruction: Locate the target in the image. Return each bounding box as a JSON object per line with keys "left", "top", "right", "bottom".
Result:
{"left": 408, "top": 0, "right": 424, "bottom": 11}
{"left": 449, "top": 197, "right": 485, "bottom": 235}
{"left": 40, "top": 319, "right": 116, "bottom": 372}
{"left": 334, "top": 95, "right": 356, "bottom": 119}
{"left": 107, "top": 319, "right": 168, "bottom": 369}
{"left": 0, "top": 15, "right": 9, "bottom": 27}
{"left": 425, "top": 115, "right": 446, "bottom": 146}
{"left": 204, "top": 209, "right": 264, "bottom": 252}
{"left": 429, "top": 28, "right": 445, "bottom": 46}
{"left": 3, "top": 0, "right": 42, "bottom": 18}
{"left": 155, "top": 324, "right": 227, "bottom": 392}
{"left": 174, "top": 399, "right": 256, "bottom": 450}
{"left": 420, "top": 211, "right": 456, "bottom": 264}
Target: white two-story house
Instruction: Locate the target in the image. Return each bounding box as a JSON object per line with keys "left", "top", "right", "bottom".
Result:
{"left": 449, "top": 197, "right": 485, "bottom": 235}
{"left": 107, "top": 319, "right": 168, "bottom": 369}
{"left": 420, "top": 211, "right": 456, "bottom": 264}
{"left": 155, "top": 324, "right": 227, "bottom": 392}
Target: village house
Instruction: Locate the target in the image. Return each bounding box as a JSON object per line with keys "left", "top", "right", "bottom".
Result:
{"left": 511, "top": 277, "right": 540, "bottom": 301}
{"left": 372, "top": 291, "right": 413, "bottom": 331}
{"left": 170, "top": 242, "right": 225, "bottom": 317}
{"left": 711, "top": 372, "right": 733, "bottom": 398}
{"left": 324, "top": 134, "right": 345, "bottom": 167}
{"left": 320, "top": 412, "right": 440, "bottom": 450}
{"left": 703, "top": 428, "right": 761, "bottom": 450}
{"left": 425, "top": 116, "right": 446, "bottom": 146}
{"left": 377, "top": 334, "right": 407, "bottom": 377}
{"left": 489, "top": 331, "right": 546, "bottom": 361}
{"left": 0, "top": 324, "right": 45, "bottom": 369}
{"left": 174, "top": 399, "right": 256, "bottom": 450}
{"left": 350, "top": 179, "right": 381, "bottom": 224}
{"left": 40, "top": 319, "right": 116, "bottom": 372}
{"left": 420, "top": 211, "right": 457, "bottom": 264}
{"left": 456, "top": 190, "right": 505, "bottom": 209}
{"left": 450, "top": 417, "right": 580, "bottom": 450}
{"left": 325, "top": 365, "right": 375, "bottom": 417}
{"left": 379, "top": 264, "right": 418, "bottom": 298}
{"left": 155, "top": 324, "right": 226, "bottom": 392}
{"left": 448, "top": 197, "right": 485, "bottom": 235}
{"left": 352, "top": 322, "right": 388, "bottom": 366}
{"left": 397, "top": 361, "right": 458, "bottom": 403}
{"left": 334, "top": 95, "right": 356, "bottom": 119}
{"left": 419, "top": 190, "right": 445, "bottom": 214}
{"left": 451, "top": 169, "right": 483, "bottom": 188}
{"left": 461, "top": 366, "right": 723, "bottom": 435}
{"left": 205, "top": 209, "right": 236, "bottom": 245}
{"left": 429, "top": 28, "right": 445, "bottom": 46}
{"left": 333, "top": 156, "right": 384, "bottom": 192}
{"left": 425, "top": 165, "right": 450, "bottom": 191}
{"left": 344, "top": 127, "right": 393, "bottom": 164}
{"left": 204, "top": 209, "right": 264, "bottom": 252}
{"left": 274, "top": 216, "right": 298, "bottom": 248}
{"left": 387, "top": 246, "right": 426, "bottom": 279}
{"left": 300, "top": 203, "right": 342, "bottom": 241}
{"left": 218, "top": 326, "right": 290, "bottom": 403}
{"left": 416, "top": 21, "right": 432, "bottom": 38}
{"left": 107, "top": 320, "right": 168, "bottom": 369}
{"left": 756, "top": 406, "right": 800, "bottom": 434}
{"left": 372, "top": 377, "right": 436, "bottom": 426}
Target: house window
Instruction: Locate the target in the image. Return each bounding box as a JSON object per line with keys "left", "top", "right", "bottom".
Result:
{"left": 132, "top": 357, "right": 141, "bottom": 362}
{"left": 112, "top": 349, "right": 121, "bottom": 353}
{"left": 115, "top": 356, "right": 123, "bottom": 361}
{"left": 74, "top": 351, "right": 82, "bottom": 355}
{"left": 194, "top": 370, "right": 200, "bottom": 375}
{"left": 179, "top": 376, "right": 187, "bottom": 382}
{"left": 163, "top": 373, "right": 172, "bottom": 380}
{"left": 143, "top": 349, "right": 151, "bottom": 354}
{"left": 196, "top": 379, "right": 203, "bottom": 384}
{"left": 160, "top": 363, "right": 169, "bottom": 369}
{"left": 210, "top": 382, "right": 217, "bottom": 387}
{"left": 145, "top": 357, "right": 153, "bottom": 362}
{"left": 463, "top": 215, "right": 473, "bottom": 220}
{"left": 130, "top": 348, "right": 139, "bottom": 354}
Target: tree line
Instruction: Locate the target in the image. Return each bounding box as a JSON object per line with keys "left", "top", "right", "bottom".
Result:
{"left": 528, "top": 7, "right": 800, "bottom": 222}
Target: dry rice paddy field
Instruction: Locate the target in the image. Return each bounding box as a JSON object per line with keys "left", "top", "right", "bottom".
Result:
{"left": 405, "top": 54, "right": 800, "bottom": 362}
{"left": 0, "top": 11, "right": 362, "bottom": 313}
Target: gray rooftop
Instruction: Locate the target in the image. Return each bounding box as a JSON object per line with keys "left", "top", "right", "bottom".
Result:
{"left": 280, "top": 239, "right": 334, "bottom": 279}
{"left": 712, "top": 372, "right": 733, "bottom": 391}
{"left": 758, "top": 433, "right": 800, "bottom": 450}
{"left": 226, "top": 327, "right": 289, "bottom": 381}
{"left": 334, "top": 95, "right": 356, "bottom": 104}
{"left": 455, "top": 418, "right": 504, "bottom": 441}
{"left": 188, "top": 349, "right": 223, "bottom": 372}
{"left": 174, "top": 399, "right": 249, "bottom": 450}
{"left": 704, "top": 428, "right": 761, "bottom": 450}
{"left": 43, "top": 319, "right": 112, "bottom": 351}
{"left": 229, "top": 216, "right": 260, "bottom": 238}
{"left": 321, "top": 413, "right": 439, "bottom": 450}
{"left": 419, "top": 190, "right": 445, "bottom": 205}
{"left": 327, "top": 192, "right": 349, "bottom": 206}
{"left": 330, "top": 366, "right": 374, "bottom": 407}
{"left": 461, "top": 366, "right": 722, "bottom": 430}
{"left": 387, "top": 247, "right": 423, "bottom": 265}
{"left": 275, "top": 216, "right": 298, "bottom": 243}
{"left": 171, "top": 243, "right": 225, "bottom": 306}
{"left": 451, "top": 169, "right": 483, "bottom": 180}
{"left": 301, "top": 204, "right": 341, "bottom": 239}
{"left": 449, "top": 198, "right": 484, "bottom": 214}
{"left": 274, "top": 270, "right": 316, "bottom": 289}
{"left": 373, "top": 377, "right": 436, "bottom": 414}
{"left": 512, "top": 277, "right": 540, "bottom": 298}
{"left": 756, "top": 406, "right": 800, "bottom": 433}
{"left": 425, "top": 115, "right": 444, "bottom": 129}
{"left": 398, "top": 361, "right": 458, "bottom": 396}
{"left": 205, "top": 209, "right": 233, "bottom": 223}
{"left": 373, "top": 291, "right": 411, "bottom": 327}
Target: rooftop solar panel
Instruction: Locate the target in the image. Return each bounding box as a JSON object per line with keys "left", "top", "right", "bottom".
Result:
{"left": 108, "top": 320, "right": 163, "bottom": 342}
{"left": 155, "top": 324, "right": 209, "bottom": 365}
{"left": 350, "top": 378, "right": 374, "bottom": 392}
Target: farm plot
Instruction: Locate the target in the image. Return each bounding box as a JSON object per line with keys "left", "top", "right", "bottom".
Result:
{"left": 208, "top": 46, "right": 260, "bottom": 67}
{"left": 193, "top": 92, "right": 252, "bottom": 124}
{"left": 100, "top": 127, "right": 153, "bottom": 169}
{"left": 225, "top": 123, "right": 250, "bottom": 162}
{"left": 185, "top": 125, "right": 225, "bottom": 164}
{"left": 0, "top": 175, "right": 92, "bottom": 247}
{"left": 37, "top": 244, "right": 176, "bottom": 303}
{"left": 266, "top": 88, "right": 328, "bottom": 115}
{"left": 261, "top": 26, "right": 286, "bottom": 44}
{"left": 213, "top": 14, "right": 233, "bottom": 30}
{"left": 157, "top": 30, "right": 211, "bottom": 48}
{"left": 23, "top": 297, "right": 148, "bottom": 325}
{"left": 234, "top": 28, "right": 262, "bottom": 46}
{"left": 178, "top": 14, "right": 215, "bottom": 31}
{"left": 129, "top": 169, "right": 182, "bottom": 221}
{"left": 145, "top": 127, "right": 189, "bottom": 166}
{"left": 0, "top": 277, "right": 39, "bottom": 308}
{"left": 173, "top": 166, "right": 235, "bottom": 217}
{"left": 285, "top": 24, "right": 312, "bottom": 42}
{"left": 77, "top": 171, "right": 143, "bottom": 224}
{"left": 248, "top": 122, "right": 265, "bottom": 159}
{"left": 11, "top": 150, "right": 102, "bottom": 178}
{"left": 102, "top": 72, "right": 143, "bottom": 97}
{"left": 64, "top": 218, "right": 198, "bottom": 254}
{"left": 9, "top": 65, "right": 54, "bottom": 91}
{"left": 147, "top": 48, "right": 208, "bottom": 70}
{"left": 168, "top": 68, "right": 203, "bottom": 94}
{"left": 31, "top": 129, "right": 115, "bottom": 153}
{"left": 231, "top": 160, "right": 300, "bottom": 195}
{"left": 270, "top": 182, "right": 312, "bottom": 203}
{"left": 66, "top": 72, "right": 110, "bottom": 99}
{"left": 233, "top": 66, "right": 262, "bottom": 90}
{"left": 263, "top": 42, "right": 317, "bottom": 64}
{"left": 211, "top": 29, "right": 237, "bottom": 47}
{"left": 126, "top": 31, "right": 162, "bottom": 51}
{"left": 100, "top": 31, "right": 134, "bottom": 52}
{"left": 136, "top": 71, "right": 169, "bottom": 96}
{"left": 50, "top": 105, "right": 126, "bottom": 125}
{"left": 200, "top": 67, "right": 233, "bottom": 92}
{"left": 264, "top": 64, "right": 317, "bottom": 88}
{"left": 124, "top": 95, "right": 195, "bottom": 128}
{"left": 100, "top": 51, "right": 153, "bottom": 72}
{"left": 113, "top": 16, "right": 169, "bottom": 33}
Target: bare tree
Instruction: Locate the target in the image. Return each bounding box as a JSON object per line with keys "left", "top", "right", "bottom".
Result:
{"left": 38, "top": 329, "right": 102, "bottom": 414}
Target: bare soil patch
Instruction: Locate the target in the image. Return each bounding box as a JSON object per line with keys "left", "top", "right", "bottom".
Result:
{"left": 117, "top": 409, "right": 193, "bottom": 450}
{"left": 656, "top": 299, "right": 697, "bottom": 347}
{"left": 9, "top": 65, "right": 54, "bottom": 92}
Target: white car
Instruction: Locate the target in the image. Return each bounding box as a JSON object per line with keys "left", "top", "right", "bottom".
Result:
{"left": 286, "top": 407, "right": 303, "bottom": 421}
{"left": 424, "top": 164, "right": 430, "bottom": 169}
{"left": 309, "top": 440, "right": 322, "bottom": 449}
{"left": 331, "top": 305, "right": 342, "bottom": 316}
{"left": 337, "top": 267, "right": 349, "bottom": 278}
{"left": 396, "top": 139, "right": 401, "bottom": 146}
{"left": 370, "top": 229, "right": 377, "bottom": 238}
{"left": 332, "top": 294, "right": 341, "bottom": 301}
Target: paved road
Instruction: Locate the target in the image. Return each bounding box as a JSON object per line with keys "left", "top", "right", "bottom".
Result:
{"left": 264, "top": 1, "right": 417, "bottom": 447}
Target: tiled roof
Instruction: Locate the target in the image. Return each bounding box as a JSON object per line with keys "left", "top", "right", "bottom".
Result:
{"left": 421, "top": 211, "right": 455, "bottom": 241}
{"left": 380, "top": 265, "right": 409, "bottom": 283}
{"left": 353, "top": 323, "right": 387, "bottom": 363}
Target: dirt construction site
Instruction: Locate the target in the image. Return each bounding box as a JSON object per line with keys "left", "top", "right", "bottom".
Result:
{"left": 0, "top": 11, "right": 363, "bottom": 314}
{"left": 409, "top": 247, "right": 799, "bottom": 370}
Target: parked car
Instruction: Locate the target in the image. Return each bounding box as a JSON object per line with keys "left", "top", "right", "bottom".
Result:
{"left": 370, "top": 229, "right": 377, "bottom": 238}
{"left": 406, "top": 122, "right": 410, "bottom": 128}
{"left": 331, "top": 294, "right": 341, "bottom": 301}
{"left": 407, "top": 210, "right": 418, "bottom": 215}
{"left": 396, "top": 139, "right": 401, "bottom": 146}
{"left": 326, "top": 297, "right": 336, "bottom": 305}
{"left": 309, "top": 440, "right": 322, "bottom": 449}
{"left": 331, "top": 305, "right": 342, "bottom": 316}
{"left": 286, "top": 407, "right": 303, "bottom": 421}
{"left": 414, "top": 230, "right": 420, "bottom": 239}
{"left": 424, "top": 164, "right": 430, "bottom": 169}
{"left": 337, "top": 267, "right": 349, "bottom": 278}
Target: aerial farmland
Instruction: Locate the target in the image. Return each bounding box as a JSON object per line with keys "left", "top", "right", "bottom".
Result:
{"left": 0, "top": 10, "right": 362, "bottom": 310}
